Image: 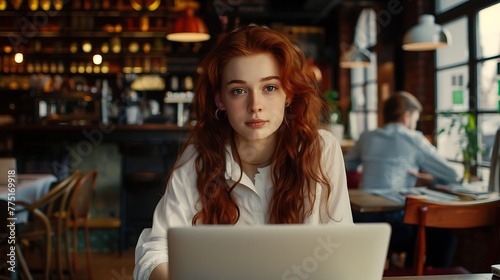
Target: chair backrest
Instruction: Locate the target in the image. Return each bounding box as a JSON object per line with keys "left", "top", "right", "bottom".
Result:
{"left": 45, "top": 170, "right": 83, "bottom": 217}
{"left": 17, "top": 171, "right": 82, "bottom": 217}
{"left": 489, "top": 129, "right": 500, "bottom": 193}
{"left": 68, "top": 169, "right": 98, "bottom": 221}
{"left": 403, "top": 196, "right": 500, "bottom": 275}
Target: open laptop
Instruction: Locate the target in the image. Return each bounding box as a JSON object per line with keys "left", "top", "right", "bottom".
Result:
{"left": 0, "top": 158, "right": 16, "bottom": 185}
{"left": 168, "top": 223, "right": 391, "bottom": 280}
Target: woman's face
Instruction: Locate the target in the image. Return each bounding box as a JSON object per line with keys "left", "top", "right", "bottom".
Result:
{"left": 216, "top": 53, "right": 289, "bottom": 144}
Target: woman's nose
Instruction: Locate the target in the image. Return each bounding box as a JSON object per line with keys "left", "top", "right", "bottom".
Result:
{"left": 248, "top": 92, "right": 263, "bottom": 112}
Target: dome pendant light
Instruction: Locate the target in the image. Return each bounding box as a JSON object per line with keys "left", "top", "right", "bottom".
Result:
{"left": 166, "top": 1, "right": 210, "bottom": 43}
{"left": 402, "top": 14, "right": 451, "bottom": 51}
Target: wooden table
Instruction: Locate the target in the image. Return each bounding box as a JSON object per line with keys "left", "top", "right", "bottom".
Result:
{"left": 349, "top": 189, "right": 404, "bottom": 213}
{"left": 341, "top": 139, "right": 355, "bottom": 153}
{"left": 383, "top": 273, "right": 494, "bottom": 280}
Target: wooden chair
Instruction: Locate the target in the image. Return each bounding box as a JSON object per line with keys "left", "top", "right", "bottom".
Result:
{"left": 64, "top": 169, "right": 98, "bottom": 280}
{"left": 16, "top": 170, "right": 81, "bottom": 280}
{"left": 402, "top": 196, "right": 500, "bottom": 275}
{"left": 45, "top": 170, "right": 83, "bottom": 279}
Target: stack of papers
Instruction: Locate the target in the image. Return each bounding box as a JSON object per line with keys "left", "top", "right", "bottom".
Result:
{"left": 431, "top": 184, "right": 497, "bottom": 200}
{"left": 366, "top": 188, "right": 460, "bottom": 204}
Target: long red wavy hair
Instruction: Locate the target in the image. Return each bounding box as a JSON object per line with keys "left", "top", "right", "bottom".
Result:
{"left": 169, "top": 26, "right": 332, "bottom": 225}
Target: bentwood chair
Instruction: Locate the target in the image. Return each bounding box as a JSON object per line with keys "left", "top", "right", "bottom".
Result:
{"left": 16, "top": 171, "right": 81, "bottom": 280}
{"left": 46, "top": 170, "right": 83, "bottom": 279}
{"left": 64, "top": 169, "right": 98, "bottom": 280}
{"left": 402, "top": 196, "right": 500, "bottom": 276}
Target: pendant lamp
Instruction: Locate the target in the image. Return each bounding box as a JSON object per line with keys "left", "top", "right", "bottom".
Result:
{"left": 166, "top": 1, "right": 210, "bottom": 43}
{"left": 340, "top": 45, "right": 371, "bottom": 68}
{"left": 402, "top": 14, "right": 451, "bottom": 51}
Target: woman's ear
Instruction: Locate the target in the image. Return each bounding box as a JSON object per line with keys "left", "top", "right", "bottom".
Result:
{"left": 214, "top": 93, "right": 226, "bottom": 110}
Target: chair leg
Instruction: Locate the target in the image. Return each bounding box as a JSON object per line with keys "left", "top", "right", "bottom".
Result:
{"left": 56, "top": 222, "right": 64, "bottom": 280}
{"left": 84, "top": 223, "right": 93, "bottom": 280}
{"left": 44, "top": 229, "right": 52, "bottom": 280}
{"left": 64, "top": 222, "right": 75, "bottom": 280}
{"left": 72, "top": 224, "right": 78, "bottom": 273}
{"left": 15, "top": 244, "right": 33, "bottom": 280}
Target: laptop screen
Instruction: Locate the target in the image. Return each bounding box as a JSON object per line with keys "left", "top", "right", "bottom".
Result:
{"left": 168, "top": 223, "right": 391, "bottom": 280}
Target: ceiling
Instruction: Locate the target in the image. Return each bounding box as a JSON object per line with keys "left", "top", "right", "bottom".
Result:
{"left": 266, "top": 0, "right": 378, "bottom": 19}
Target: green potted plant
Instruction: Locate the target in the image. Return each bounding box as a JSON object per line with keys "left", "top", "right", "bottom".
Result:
{"left": 324, "top": 89, "right": 344, "bottom": 141}
{"left": 438, "top": 112, "right": 481, "bottom": 183}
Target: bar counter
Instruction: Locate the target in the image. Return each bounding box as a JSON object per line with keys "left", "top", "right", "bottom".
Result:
{"left": 0, "top": 123, "right": 191, "bottom": 250}
{"left": 0, "top": 123, "right": 191, "bottom": 143}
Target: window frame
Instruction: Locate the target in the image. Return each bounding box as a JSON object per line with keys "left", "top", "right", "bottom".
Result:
{"left": 435, "top": 0, "right": 500, "bottom": 177}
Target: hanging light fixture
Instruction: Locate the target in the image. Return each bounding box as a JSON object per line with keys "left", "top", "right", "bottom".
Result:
{"left": 340, "top": 8, "right": 375, "bottom": 69}
{"left": 166, "top": 0, "right": 210, "bottom": 43}
{"left": 402, "top": 14, "right": 451, "bottom": 51}
{"left": 340, "top": 45, "right": 371, "bottom": 68}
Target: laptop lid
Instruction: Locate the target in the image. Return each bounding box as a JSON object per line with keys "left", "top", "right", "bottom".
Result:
{"left": 168, "top": 223, "right": 391, "bottom": 280}
{"left": 0, "top": 158, "right": 16, "bottom": 185}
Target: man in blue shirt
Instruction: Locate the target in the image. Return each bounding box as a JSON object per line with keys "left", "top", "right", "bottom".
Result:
{"left": 345, "top": 91, "right": 459, "bottom": 189}
{"left": 344, "top": 91, "right": 460, "bottom": 268}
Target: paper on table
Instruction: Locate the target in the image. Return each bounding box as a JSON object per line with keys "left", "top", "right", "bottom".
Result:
{"left": 432, "top": 183, "right": 497, "bottom": 200}
{"left": 366, "top": 188, "right": 459, "bottom": 204}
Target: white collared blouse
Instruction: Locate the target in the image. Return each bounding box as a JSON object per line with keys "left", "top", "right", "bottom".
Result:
{"left": 133, "top": 129, "right": 353, "bottom": 280}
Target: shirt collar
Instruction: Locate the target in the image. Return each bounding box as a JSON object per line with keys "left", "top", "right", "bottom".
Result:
{"left": 223, "top": 145, "right": 271, "bottom": 193}
{"left": 384, "top": 122, "right": 407, "bottom": 130}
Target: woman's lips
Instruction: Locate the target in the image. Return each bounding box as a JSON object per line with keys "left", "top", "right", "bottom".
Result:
{"left": 246, "top": 119, "right": 267, "bottom": 128}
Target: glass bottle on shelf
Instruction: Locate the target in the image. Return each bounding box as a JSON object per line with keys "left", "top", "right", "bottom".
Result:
{"left": 170, "top": 75, "right": 179, "bottom": 91}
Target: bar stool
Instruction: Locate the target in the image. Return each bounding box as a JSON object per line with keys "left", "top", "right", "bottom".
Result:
{"left": 119, "top": 142, "right": 172, "bottom": 252}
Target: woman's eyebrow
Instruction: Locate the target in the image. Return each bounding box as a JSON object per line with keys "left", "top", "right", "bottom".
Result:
{"left": 226, "top": 76, "right": 280, "bottom": 86}
{"left": 260, "top": 76, "right": 280, "bottom": 82}
{"left": 226, "top": 79, "right": 246, "bottom": 85}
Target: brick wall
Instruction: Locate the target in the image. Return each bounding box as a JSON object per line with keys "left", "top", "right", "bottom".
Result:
{"left": 400, "top": 0, "right": 436, "bottom": 136}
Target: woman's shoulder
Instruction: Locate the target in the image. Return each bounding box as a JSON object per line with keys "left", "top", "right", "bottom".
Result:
{"left": 318, "top": 128, "right": 336, "bottom": 142}
{"left": 167, "top": 144, "right": 199, "bottom": 192}
{"left": 174, "top": 144, "right": 199, "bottom": 172}
{"left": 318, "top": 128, "right": 341, "bottom": 150}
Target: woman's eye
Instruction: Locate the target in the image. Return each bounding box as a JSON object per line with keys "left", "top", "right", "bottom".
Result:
{"left": 264, "top": 85, "right": 277, "bottom": 92}
{"left": 232, "top": 88, "right": 245, "bottom": 95}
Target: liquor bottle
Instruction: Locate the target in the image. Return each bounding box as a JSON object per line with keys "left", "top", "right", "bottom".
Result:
{"left": 101, "top": 79, "right": 111, "bottom": 124}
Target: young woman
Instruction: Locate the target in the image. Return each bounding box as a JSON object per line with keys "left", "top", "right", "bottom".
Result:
{"left": 134, "top": 26, "right": 353, "bottom": 280}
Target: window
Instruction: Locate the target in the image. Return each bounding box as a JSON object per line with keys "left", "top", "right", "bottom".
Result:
{"left": 436, "top": 0, "right": 469, "bottom": 13}
{"left": 348, "top": 8, "right": 378, "bottom": 141}
{"left": 349, "top": 57, "right": 378, "bottom": 140}
{"left": 435, "top": 1, "right": 500, "bottom": 181}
